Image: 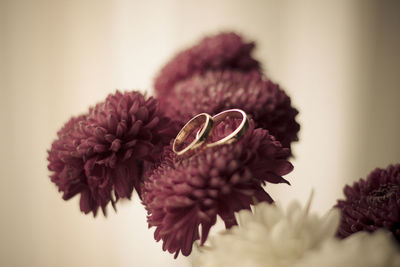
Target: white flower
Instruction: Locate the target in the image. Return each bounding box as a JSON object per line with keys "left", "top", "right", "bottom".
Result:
{"left": 192, "top": 197, "right": 340, "bottom": 267}
{"left": 293, "top": 230, "right": 400, "bottom": 267}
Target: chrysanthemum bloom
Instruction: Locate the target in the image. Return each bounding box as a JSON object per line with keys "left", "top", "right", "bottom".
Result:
{"left": 293, "top": 230, "right": 400, "bottom": 267}
{"left": 163, "top": 70, "right": 300, "bottom": 152}
{"left": 48, "top": 115, "right": 91, "bottom": 208}
{"left": 193, "top": 198, "right": 340, "bottom": 267}
{"left": 336, "top": 164, "right": 400, "bottom": 242}
{"left": 48, "top": 91, "right": 178, "bottom": 215}
{"left": 142, "top": 121, "right": 293, "bottom": 257}
{"left": 154, "top": 32, "right": 260, "bottom": 98}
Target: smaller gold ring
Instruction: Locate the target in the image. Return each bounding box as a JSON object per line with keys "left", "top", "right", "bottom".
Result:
{"left": 173, "top": 113, "right": 214, "bottom": 156}
{"left": 206, "top": 109, "right": 249, "bottom": 148}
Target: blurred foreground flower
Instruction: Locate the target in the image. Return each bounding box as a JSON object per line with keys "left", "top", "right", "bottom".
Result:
{"left": 294, "top": 230, "right": 400, "bottom": 267}
{"left": 163, "top": 70, "right": 300, "bottom": 152}
{"left": 336, "top": 164, "right": 400, "bottom": 242}
{"left": 48, "top": 91, "right": 177, "bottom": 215}
{"left": 193, "top": 197, "right": 340, "bottom": 267}
{"left": 154, "top": 32, "right": 260, "bottom": 98}
{"left": 142, "top": 121, "right": 293, "bottom": 257}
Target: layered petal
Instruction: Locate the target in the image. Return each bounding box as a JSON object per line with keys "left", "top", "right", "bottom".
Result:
{"left": 193, "top": 198, "right": 340, "bottom": 267}
{"left": 154, "top": 32, "right": 260, "bottom": 98}
{"left": 142, "top": 121, "right": 293, "bottom": 257}
{"left": 336, "top": 164, "right": 400, "bottom": 242}
{"left": 162, "top": 70, "right": 299, "bottom": 153}
{"left": 48, "top": 90, "right": 178, "bottom": 215}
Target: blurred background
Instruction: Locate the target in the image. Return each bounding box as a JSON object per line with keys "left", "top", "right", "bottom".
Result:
{"left": 1, "top": 0, "right": 399, "bottom": 266}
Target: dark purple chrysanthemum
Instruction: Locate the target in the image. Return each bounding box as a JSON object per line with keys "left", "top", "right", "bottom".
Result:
{"left": 48, "top": 91, "right": 178, "bottom": 215}
{"left": 162, "top": 70, "right": 300, "bottom": 153}
{"left": 154, "top": 32, "right": 260, "bottom": 98}
{"left": 142, "top": 121, "right": 293, "bottom": 257}
{"left": 336, "top": 164, "right": 400, "bottom": 242}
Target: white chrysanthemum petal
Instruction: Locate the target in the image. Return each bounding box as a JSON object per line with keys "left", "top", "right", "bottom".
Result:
{"left": 294, "top": 230, "right": 400, "bottom": 267}
{"left": 315, "top": 209, "right": 341, "bottom": 241}
{"left": 193, "top": 200, "right": 340, "bottom": 267}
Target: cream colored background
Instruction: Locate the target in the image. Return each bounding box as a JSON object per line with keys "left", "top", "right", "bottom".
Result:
{"left": 1, "top": 0, "right": 399, "bottom": 266}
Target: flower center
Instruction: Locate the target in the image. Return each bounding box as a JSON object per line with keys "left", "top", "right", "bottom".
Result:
{"left": 367, "top": 183, "right": 399, "bottom": 204}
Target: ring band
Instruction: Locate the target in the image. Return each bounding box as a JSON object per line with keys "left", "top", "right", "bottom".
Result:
{"left": 172, "top": 113, "right": 214, "bottom": 156}
{"left": 206, "top": 109, "right": 249, "bottom": 148}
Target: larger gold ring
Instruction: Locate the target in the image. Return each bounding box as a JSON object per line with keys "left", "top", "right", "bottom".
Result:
{"left": 172, "top": 113, "right": 214, "bottom": 156}
{"left": 206, "top": 109, "right": 249, "bottom": 148}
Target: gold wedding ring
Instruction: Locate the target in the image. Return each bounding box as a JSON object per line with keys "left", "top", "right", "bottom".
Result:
{"left": 172, "top": 109, "right": 249, "bottom": 156}
{"left": 206, "top": 109, "right": 249, "bottom": 148}
{"left": 172, "top": 113, "right": 214, "bottom": 156}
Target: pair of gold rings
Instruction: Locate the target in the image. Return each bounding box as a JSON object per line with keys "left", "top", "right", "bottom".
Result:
{"left": 172, "top": 109, "right": 250, "bottom": 156}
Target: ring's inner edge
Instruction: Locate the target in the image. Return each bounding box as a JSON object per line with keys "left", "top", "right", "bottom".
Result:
{"left": 213, "top": 111, "right": 243, "bottom": 124}
{"left": 175, "top": 115, "right": 207, "bottom": 152}
{"left": 207, "top": 109, "right": 248, "bottom": 147}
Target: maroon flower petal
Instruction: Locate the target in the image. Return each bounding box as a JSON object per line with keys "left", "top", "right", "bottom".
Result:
{"left": 142, "top": 120, "right": 293, "bottom": 257}
{"left": 47, "top": 90, "right": 179, "bottom": 215}
{"left": 162, "top": 70, "right": 300, "bottom": 154}
{"left": 336, "top": 164, "right": 400, "bottom": 243}
{"left": 154, "top": 32, "right": 260, "bottom": 99}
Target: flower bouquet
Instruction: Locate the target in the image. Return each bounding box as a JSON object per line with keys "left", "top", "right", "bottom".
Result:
{"left": 47, "top": 32, "right": 400, "bottom": 266}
